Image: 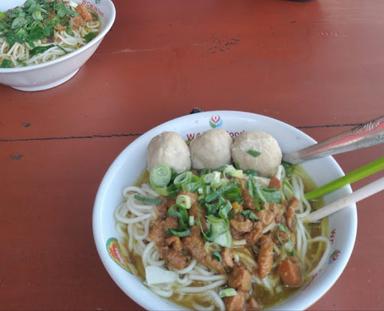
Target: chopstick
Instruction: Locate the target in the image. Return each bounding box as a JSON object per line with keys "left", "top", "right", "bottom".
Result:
{"left": 305, "top": 176, "right": 384, "bottom": 223}
{"left": 305, "top": 157, "right": 384, "bottom": 200}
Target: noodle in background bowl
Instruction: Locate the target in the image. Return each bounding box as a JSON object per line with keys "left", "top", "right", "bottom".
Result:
{"left": 93, "top": 111, "right": 357, "bottom": 310}
{"left": 0, "top": 0, "right": 115, "bottom": 92}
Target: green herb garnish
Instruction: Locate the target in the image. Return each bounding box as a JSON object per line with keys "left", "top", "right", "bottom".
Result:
{"left": 133, "top": 194, "right": 163, "bottom": 206}
{"left": 167, "top": 204, "right": 189, "bottom": 229}
{"left": 167, "top": 228, "right": 191, "bottom": 237}
{"left": 30, "top": 44, "right": 54, "bottom": 56}
{"left": 247, "top": 149, "right": 261, "bottom": 157}
{"left": 261, "top": 187, "right": 282, "bottom": 203}
{"left": 277, "top": 223, "right": 289, "bottom": 233}
{"left": 150, "top": 165, "right": 172, "bottom": 188}
{"left": 219, "top": 288, "right": 237, "bottom": 298}
{"left": 212, "top": 251, "right": 222, "bottom": 262}
{"left": 84, "top": 31, "right": 97, "bottom": 43}
{"left": 241, "top": 210, "right": 259, "bottom": 221}
{"left": 0, "top": 0, "right": 80, "bottom": 46}
{"left": 0, "top": 59, "right": 13, "bottom": 68}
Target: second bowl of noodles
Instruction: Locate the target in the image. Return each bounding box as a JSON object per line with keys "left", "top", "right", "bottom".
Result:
{"left": 0, "top": 0, "right": 115, "bottom": 91}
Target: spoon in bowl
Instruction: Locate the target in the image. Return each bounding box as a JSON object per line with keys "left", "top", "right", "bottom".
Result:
{"left": 283, "top": 115, "right": 384, "bottom": 164}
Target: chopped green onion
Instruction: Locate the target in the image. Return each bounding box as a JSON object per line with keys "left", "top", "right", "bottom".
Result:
{"left": 212, "top": 251, "right": 222, "bottom": 262}
{"left": 167, "top": 228, "right": 191, "bottom": 237}
{"left": 150, "top": 185, "right": 169, "bottom": 196}
{"left": 0, "top": 59, "right": 13, "bottom": 68}
{"left": 182, "top": 181, "right": 201, "bottom": 193}
{"left": 204, "top": 201, "right": 220, "bottom": 216}
{"left": 247, "top": 149, "right": 261, "bottom": 158}
{"left": 223, "top": 165, "right": 244, "bottom": 178}
{"left": 223, "top": 183, "right": 243, "bottom": 202}
{"left": 150, "top": 165, "right": 172, "bottom": 188}
{"left": 30, "top": 44, "right": 54, "bottom": 56}
{"left": 261, "top": 188, "right": 282, "bottom": 203}
{"left": 174, "top": 171, "right": 192, "bottom": 186}
{"left": 203, "top": 171, "right": 221, "bottom": 185}
{"left": 205, "top": 185, "right": 212, "bottom": 195}
{"left": 254, "top": 182, "right": 266, "bottom": 202}
{"left": 244, "top": 169, "right": 258, "bottom": 176}
{"left": 189, "top": 216, "right": 195, "bottom": 226}
{"left": 241, "top": 210, "right": 259, "bottom": 221}
{"left": 205, "top": 190, "right": 220, "bottom": 203}
{"left": 247, "top": 178, "right": 255, "bottom": 197}
{"left": 223, "top": 165, "right": 235, "bottom": 175}
{"left": 84, "top": 31, "right": 97, "bottom": 43}
{"left": 282, "top": 161, "right": 295, "bottom": 178}
{"left": 284, "top": 240, "right": 294, "bottom": 253}
{"left": 206, "top": 215, "right": 232, "bottom": 248}
{"left": 219, "top": 288, "right": 237, "bottom": 298}
{"left": 133, "top": 194, "right": 162, "bottom": 206}
{"left": 167, "top": 205, "right": 189, "bottom": 228}
{"left": 278, "top": 224, "right": 289, "bottom": 233}
{"left": 283, "top": 180, "right": 294, "bottom": 201}
{"left": 218, "top": 200, "right": 232, "bottom": 219}
{"left": 176, "top": 194, "right": 192, "bottom": 209}
{"left": 205, "top": 182, "right": 242, "bottom": 203}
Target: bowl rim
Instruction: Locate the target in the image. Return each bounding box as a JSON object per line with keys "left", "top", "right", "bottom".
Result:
{"left": 0, "top": 0, "right": 116, "bottom": 73}
{"left": 92, "top": 110, "right": 358, "bottom": 311}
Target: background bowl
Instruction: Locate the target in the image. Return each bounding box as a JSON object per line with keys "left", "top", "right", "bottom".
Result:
{"left": 93, "top": 111, "right": 357, "bottom": 311}
{"left": 0, "top": 0, "right": 116, "bottom": 92}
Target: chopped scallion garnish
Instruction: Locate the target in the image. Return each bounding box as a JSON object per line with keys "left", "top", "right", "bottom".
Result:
{"left": 219, "top": 288, "right": 237, "bottom": 298}
{"left": 278, "top": 224, "right": 289, "bottom": 233}
{"left": 150, "top": 165, "right": 172, "bottom": 188}
{"left": 167, "top": 205, "right": 189, "bottom": 228}
{"left": 241, "top": 209, "right": 259, "bottom": 221}
{"left": 176, "top": 194, "right": 192, "bottom": 209}
{"left": 203, "top": 171, "right": 221, "bottom": 185}
{"left": 167, "top": 228, "right": 191, "bottom": 237}
{"left": 188, "top": 215, "right": 195, "bottom": 226}
{"left": 133, "top": 194, "right": 162, "bottom": 206}
{"left": 247, "top": 149, "right": 261, "bottom": 157}
{"left": 212, "top": 251, "right": 222, "bottom": 262}
{"left": 174, "top": 171, "right": 193, "bottom": 186}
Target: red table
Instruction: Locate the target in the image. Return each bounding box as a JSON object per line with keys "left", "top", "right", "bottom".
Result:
{"left": 0, "top": 0, "right": 383, "bottom": 310}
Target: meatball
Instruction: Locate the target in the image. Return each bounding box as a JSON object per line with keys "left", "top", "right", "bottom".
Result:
{"left": 189, "top": 129, "right": 232, "bottom": 169}
{"left": 147, "top": 132, "right": 191, "bottom": 173}
{"left": 231, "top": 131, "right": 282, "bottom": 177}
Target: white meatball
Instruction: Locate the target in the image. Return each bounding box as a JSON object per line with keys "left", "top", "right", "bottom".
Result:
{"left": 190, "top": 129, "right": 232, "bottom": 169}
{"left": 147, "top": 131, "right": 191, "bottom": 173}
{"left": 231, "top": 131, "right": 282, "bottom": 177}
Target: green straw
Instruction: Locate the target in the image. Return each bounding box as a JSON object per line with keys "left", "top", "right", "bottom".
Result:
{"left": 305, "top": 156, "right": 384, "bottom": 200}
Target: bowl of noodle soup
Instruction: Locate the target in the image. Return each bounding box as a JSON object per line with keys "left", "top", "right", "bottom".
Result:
{"left": 0, "top": 0, "right": 115, "bottom": 91}
{"left": 93, "top": 111, "right": 357, "bottom": 311}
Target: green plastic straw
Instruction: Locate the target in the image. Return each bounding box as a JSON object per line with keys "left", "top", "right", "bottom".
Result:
{"left": 305, "top": 156, "right": 384, "bottom": 200}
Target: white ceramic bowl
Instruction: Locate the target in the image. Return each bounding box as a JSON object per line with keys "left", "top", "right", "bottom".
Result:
{"left": 93, "top": 111, "right": 357, "bottom": 311}
{"left": 0, "top": 0, "right": 115, "bottom": 91}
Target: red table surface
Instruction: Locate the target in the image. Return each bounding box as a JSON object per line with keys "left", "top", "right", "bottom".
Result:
{"left": 0, "top": 0, "right": 383, "bottom": 310}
